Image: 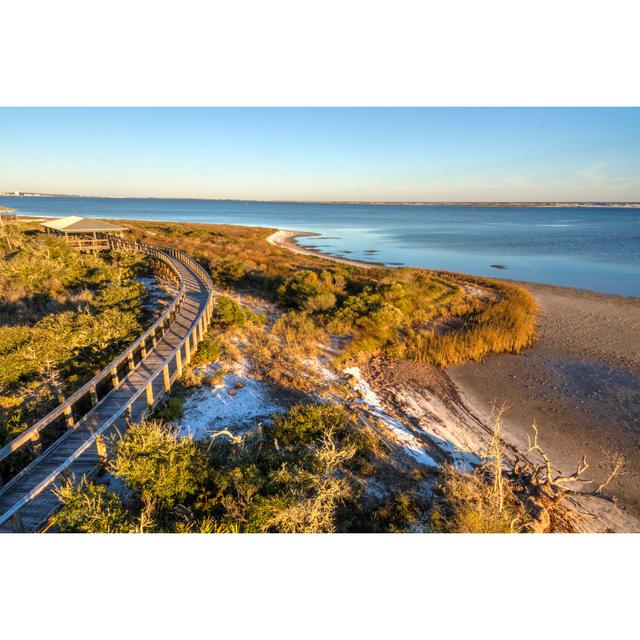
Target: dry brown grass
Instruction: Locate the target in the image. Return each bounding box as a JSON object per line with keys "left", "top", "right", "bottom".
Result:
{"left": 430, "top": 464, "right": 529, "bottom": 533}
{"left": 242, "top": 314, "right": 328, "bottom": 393}
{"left": 400, "top": 280, "right": 538, "bottom": 367}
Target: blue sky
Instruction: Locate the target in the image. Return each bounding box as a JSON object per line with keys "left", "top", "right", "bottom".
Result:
{"left": 1, "top": 107, "right": 638, "bottom": 201}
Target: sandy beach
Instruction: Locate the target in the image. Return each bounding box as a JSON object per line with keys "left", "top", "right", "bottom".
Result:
{"left": 271, "top": 229, "right": 640, "bottom": 527}
{"left": 449, "top": 282, "right": 640, "bottom": 521}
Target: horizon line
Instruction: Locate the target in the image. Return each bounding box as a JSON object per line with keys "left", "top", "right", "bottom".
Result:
{"left": 1, "top": 192, "right": 639, "bottom": 206}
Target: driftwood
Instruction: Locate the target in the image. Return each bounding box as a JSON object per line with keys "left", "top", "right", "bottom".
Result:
{"left": 595, "top": 452, "right": 626, "bottom": 495}
{"left": 526, "top": 423, "right": 592, "bottom": 491}
{"left": 506, "top": 424, "right": 627, "bottom": 531}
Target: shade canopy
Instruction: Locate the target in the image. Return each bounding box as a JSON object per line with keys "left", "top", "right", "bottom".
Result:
{"left": 41, "top": 216, "right": 127, "bottom": 233}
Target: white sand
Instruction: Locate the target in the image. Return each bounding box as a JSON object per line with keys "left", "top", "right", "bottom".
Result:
{"left": 344, "top": 366, "right": 438, "bottom": 468}
{"left": 177, "top": 362, "right": 285, "bottom": 439}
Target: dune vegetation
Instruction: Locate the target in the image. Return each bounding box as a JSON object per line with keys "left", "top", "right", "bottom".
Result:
{"left": 398, "top": 279, "right": 538, "bottom": 367}
{"left": 0, "top": 221, "right": 160, "bottom": 446}
{"left": 53, "top": 405, "right": 591, "bottom": 533}
{"left": 123, "top": 219, "right": 538, "bottom": 367}
{"left": 1, "top": 218, "right": 549, "bottom": 533}
{"left": 53, "top": 408, "right": 436, "bottom": 533}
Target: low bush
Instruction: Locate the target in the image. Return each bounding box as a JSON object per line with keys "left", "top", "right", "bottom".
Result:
{"left": 277, "top": 269, "right": 344, "bottom": 313}
{"left": 211, "top": 258, "right": 248, "bottom": 287}
{"left": 51, "top": 477, "right": 132, "bottom": 533}
{"left": 370, "top": 491, "right": 423, "bottom": 532}
{"left": 110, "top": 420, "right": 208, "bottom": 513}
{"left": 190, "top": 334, "right": 222, "bottom": 366}
{"left": 154, "top": 397, "right": 184, "bottom": 422}
{"left": 271, "top": 403, "right": 355, "bottom": 447}
{"left": 212, "top": 295, "right": 264, "bottom": 329}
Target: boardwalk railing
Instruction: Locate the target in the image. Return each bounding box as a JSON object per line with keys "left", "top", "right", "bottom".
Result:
{"left": 0, "top": 239, "right": 214, "bottom": 531}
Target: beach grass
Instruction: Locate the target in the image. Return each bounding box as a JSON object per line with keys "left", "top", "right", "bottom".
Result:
{"left": 398, "top": 279, "right": 538, "bottom": 367}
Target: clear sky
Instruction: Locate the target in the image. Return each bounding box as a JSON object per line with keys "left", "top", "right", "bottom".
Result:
{"left": 1, "top": 107, "right": 638, "bottom": 201}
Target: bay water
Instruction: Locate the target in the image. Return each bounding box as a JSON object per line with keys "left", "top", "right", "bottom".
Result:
{"left": 2, "top": 196, "right": 639, "bottom": 296}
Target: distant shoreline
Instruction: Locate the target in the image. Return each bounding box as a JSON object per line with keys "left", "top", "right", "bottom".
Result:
{"left": 266, "top": 230, "right": 383, "bottom": 269}
{"left": 12, "top": 210, "right": 640, "bottom": 297}
{"left": 2, "top": 193, "right": 639, "bottom": 208}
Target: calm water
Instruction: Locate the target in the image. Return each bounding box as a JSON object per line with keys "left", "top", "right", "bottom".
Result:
{"left": 2, "top": 196, "right": 639, "bottom": 296}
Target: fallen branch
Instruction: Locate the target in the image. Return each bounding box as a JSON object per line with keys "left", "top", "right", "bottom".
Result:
{"left": 596, "top": 452, "right": 625, "bottom": 495}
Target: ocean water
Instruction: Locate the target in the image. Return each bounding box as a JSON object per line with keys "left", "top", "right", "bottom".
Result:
{"left": 2, "top": 196, "right": 639, "bottom": 296}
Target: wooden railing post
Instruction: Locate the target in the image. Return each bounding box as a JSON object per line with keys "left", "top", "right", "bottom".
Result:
{"left": 11, "top": 511, "right": 24, "bottom": 533}
{"left": 175, "top": 349, "right": 182, "bottom": 377}
{"left": 192, "top": 326, "right": 198, "bottom": 349}
{"left": 184, "top": 336, "right": 191, "bottom": 364}
{"left": 64, "top": 406, "right": 75, "bottom": 429}
{"left": 90, "top": 385, "right": 98, "bottom": 406}
{"left": 141, "top": 339, "right": 147, "bottom": 359}
{"left": 30, "top": 432, "right": 43, "bottom": 456}
{"left": 163, "top": 364, "right": 171, "bottom": 392}
{"left": 111, "top": 367, "right": 119, "bottom": 388}
{"left": 96, "top": 434, "right": 107, "bottom": 464}
{"left": 145, "top": 382, "right": 154, "bottom": 408}
{"left": 127, "top": 352, "right": 135, "bottom": 372}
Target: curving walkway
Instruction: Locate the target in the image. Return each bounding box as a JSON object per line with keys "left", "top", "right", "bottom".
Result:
{"left": 0, "top": 242, "right": 214, "bottom": 532}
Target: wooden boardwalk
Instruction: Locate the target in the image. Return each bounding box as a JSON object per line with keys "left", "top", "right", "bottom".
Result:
{"left": 0, "top": 242, "right": 213, "bottom": 532}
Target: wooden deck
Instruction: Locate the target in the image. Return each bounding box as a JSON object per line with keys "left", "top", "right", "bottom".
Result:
{"left": 0, "top": 242, "right": 214, "bottom": 533}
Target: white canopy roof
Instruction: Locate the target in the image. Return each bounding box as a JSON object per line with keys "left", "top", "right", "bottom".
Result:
{"left": 41, "top": 216, "right": 126, "bottom": 233}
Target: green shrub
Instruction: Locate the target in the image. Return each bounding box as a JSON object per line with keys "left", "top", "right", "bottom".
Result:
{"left": 110, "top": 420, "right": 208, "bottom": 509}
{"left": 211, "top": 258, "right": 247, "bottom": 286}
{"left": 52, "top": 477, "right": 132, "bottom": 533}
{"left": 271, "top": 403, "right": 353, "bottom": 447}
{"left": 0, "top": 410, "right": 29, "bottom": 448}
{"left": 371, "top": 492, "right": 422, "bottom": 532}
{"left": 190, "top": 334, "right": 222, "bottom": 366}
{"left": 277, "top": 269, "right": 341, "bottom": 312}
{"left": 155, "top": 397, "right": 184, "bottom": 422}
{"left": 333, "top": 288, "right": 383, "bottom": 327}
{"left": 212, "top": 295, "right": 263, "bottom": 328}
